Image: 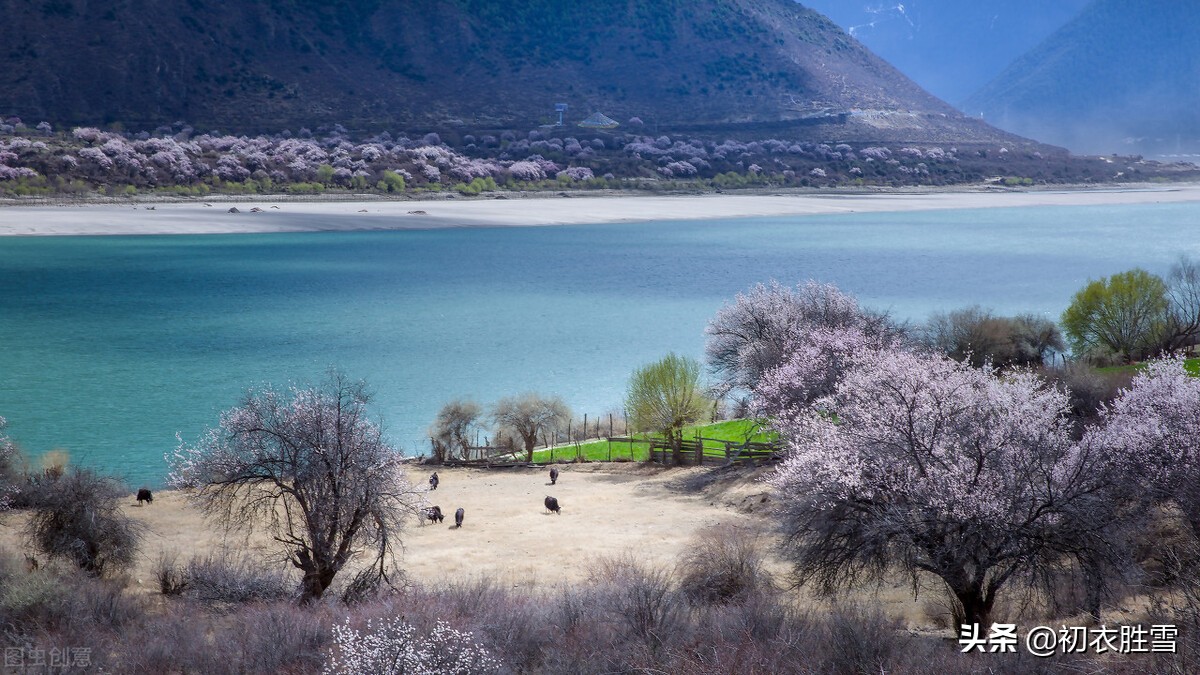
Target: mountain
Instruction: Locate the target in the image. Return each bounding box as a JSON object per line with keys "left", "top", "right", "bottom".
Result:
{"left": 799, "top": 0, "right": 1091, "bottom": 105}
{"left": 0, "top": 0, "right": 1023, "bottom": 144}
{"left": 963, "top": 0, "right": 1200, "bottom": 156}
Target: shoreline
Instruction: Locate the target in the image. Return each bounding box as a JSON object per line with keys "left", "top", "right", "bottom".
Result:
{"left": 2, "top": 182, "right": 1200, "bottom": 236}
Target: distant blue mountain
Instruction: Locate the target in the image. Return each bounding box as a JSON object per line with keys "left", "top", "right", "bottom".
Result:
{"left": 963, "top": 0, "right": 1200, "bottom": 157}
{"left": 800, "top": 0, "right": 1090, "bottom": 104}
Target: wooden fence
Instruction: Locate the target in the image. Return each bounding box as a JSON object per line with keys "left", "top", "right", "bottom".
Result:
{"left": 436, "top": 435, "right": 781, "bottom": 469}
{"left": 645, "top": 437, "right": 782, "bottom": 467}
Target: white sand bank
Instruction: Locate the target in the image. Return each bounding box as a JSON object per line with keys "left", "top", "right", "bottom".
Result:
{"left": 2, "top": 185, "right": 1200, "bottom": 236}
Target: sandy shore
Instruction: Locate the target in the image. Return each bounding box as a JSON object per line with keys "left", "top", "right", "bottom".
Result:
{"left": 2, "top": 184, "right": 1200, "bottom": 236}
{"left": 0, "top": 464, "right": 784, "bottom": 594}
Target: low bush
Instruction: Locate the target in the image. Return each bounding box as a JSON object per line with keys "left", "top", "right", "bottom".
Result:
{"left": 22, "top": 468, "right": 142, "bottom": 576}
{"left": 153, "top": 550, "right": 189, "bottom": 596}
{"left": 590, "top": 554, "right": 686, "bottom": 652}
{"left": 676, "top": 523, "right": 772, "bottom": 605}
{"left": 153, "top": 549, "right": 294, "bottom": 605}
{"left": 0, "top": 561, "right": 144, "bottom": 637}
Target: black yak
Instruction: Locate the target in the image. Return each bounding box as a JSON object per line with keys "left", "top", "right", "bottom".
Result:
{"left": 424, "top": 505, "right": 444, "bottom": 524}
{"left": 429, "top": 472, "right": 439, "bottom": 490}
{"left": 549, "top": 467, "right": 559, "bottom": 485}
{"left": 454, "top": 507, "right": 464, "bottom": 528}
{"left": 136, "top": 488, "right": 153, "bottom": 505}
{"left": 544, "top": 495, "right": 561, "bottom": 514}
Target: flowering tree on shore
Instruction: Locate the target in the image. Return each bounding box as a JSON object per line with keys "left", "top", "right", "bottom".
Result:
{"left": 1089, "top": 357, "right": 1200, "bottom": 537}
{"left": 704, "top": 280, "right": 901, "bottom": 402}
{"left": 764, "top": 348, "right": 1124, "bottom": 627}
{"left": 169, "top": 371, "right": 424, "bottom": 603}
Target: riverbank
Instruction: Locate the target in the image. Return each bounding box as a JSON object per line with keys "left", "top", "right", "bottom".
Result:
{"left": 2, "top": 183, "right": 1200, "bottom": 236}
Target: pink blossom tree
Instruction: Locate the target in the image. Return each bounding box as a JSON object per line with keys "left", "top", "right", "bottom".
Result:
{"left": 169, "top": 371, "right": 424, "bottom": 603}
{"left": 0, "top": 416, "right": 17, "bottom": 511}
{"left": 1089, "top": 357, "right": 1200, "bottom": 536}
{"left": 704, "top": 280, "right": 901, "bottom": 401}
{"left": 766, "top": 348, "right": 1124, "bottom": 627}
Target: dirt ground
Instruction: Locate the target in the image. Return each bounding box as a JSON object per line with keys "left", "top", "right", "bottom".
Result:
{"left": 0, "top": 462, "right": 952, "bottom": 626}
{"left": 0, "top": 463, "right": 778, "bottom": 591}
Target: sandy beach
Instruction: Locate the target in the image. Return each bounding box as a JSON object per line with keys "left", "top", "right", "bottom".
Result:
{"left": 2, "top": 184, "right": 1200, "bottom": 236}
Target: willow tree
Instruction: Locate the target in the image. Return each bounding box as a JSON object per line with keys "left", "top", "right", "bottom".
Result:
{"left": 1061, "top": 268, "right": 1169, "bottom": 362}
{"left": 626, "top": 353, "right": 711, "bottom": 465}
{"left": 169, "top": 371, "right": 423, "bottom": 604}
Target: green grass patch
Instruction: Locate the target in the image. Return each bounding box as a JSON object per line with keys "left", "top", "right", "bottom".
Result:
{"left": 530, "top": 418, "right": 776, "bottom": 463}
{"left": 1095, "top": 358, "right": 1200, "bottom": 376}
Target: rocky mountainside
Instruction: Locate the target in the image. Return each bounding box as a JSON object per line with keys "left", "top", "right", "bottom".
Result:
{"left": 963, "top": 0, "right": 1200, "bottom": 156}
{"left": 801, "top": 0, "right": 1090, "bottom": 104}
{"left": 0, "top": 0, "right": 1025, "bottom": 144}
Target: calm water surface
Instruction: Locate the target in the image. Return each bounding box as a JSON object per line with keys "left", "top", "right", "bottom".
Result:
{"left": 1, "top": 202, "right": 1198, "bottom": 487}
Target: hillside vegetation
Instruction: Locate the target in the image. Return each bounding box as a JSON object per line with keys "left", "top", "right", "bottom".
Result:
{"left": 2, "top": 0, "right": 1015, "bottom": 144}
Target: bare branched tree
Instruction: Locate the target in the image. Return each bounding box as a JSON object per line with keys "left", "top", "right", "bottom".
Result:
{"left": 169, "top": 371, "right": 424, "bottom": 604}
{"left": 491, "top": 393, "right": 571, "bottom": 462}
{"left": 920, "top": 306, "right": 1064, "bottom": 369}
{"left": 1165, "top": 256, "right": 1200, "bottom": 354}
{"left": 430, "top": 399, "right": 483, "bottom": 462}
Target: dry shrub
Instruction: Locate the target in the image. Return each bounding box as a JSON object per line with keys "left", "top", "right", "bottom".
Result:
{"left": 180, "top": 549, "right": 294, "bottom": 605}
{"left": 153, "top": 550, "right": 189, "bottom": 596}
{"left": 22, "top": 468, "right": 142, "bottom": 576}
{"left": 1143, "top": 541, "right": 1200, "bottom": 674}
{"left": 119, "top": 601, "right": 331, "bottom": 675}
{"left": 677, "top": 523, "right": 772, "bottom": 605}
{"left": 220, "top": 602, "right": 331, "bottom": 673}
{"left": 0, "top": 564, "right": 143, "bottom": 638}
{"left": 818, "top": 603, "right": 911, "bottom": 675}
{"left": 1041, "top": 362, "right": 1135, "bottom": 428}
{"left": 590, "top": 554, "right": 685, "bottom": 652}
{"left": 399, "top": 578, "right": 552, "bottom": 672}
{"left": 666, "top": 595, "right": 804, "bottom": 675}
{"left": 39, "top": 449, "right": 70, "bottom": 479}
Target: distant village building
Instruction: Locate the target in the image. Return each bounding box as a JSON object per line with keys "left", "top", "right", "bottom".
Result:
{"left": 577, "top": 112, "right": 619, "bottom": 130}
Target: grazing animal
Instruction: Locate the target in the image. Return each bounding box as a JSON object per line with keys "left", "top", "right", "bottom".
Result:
{"left": 549, "top": 467, "right": 559, "bottom": 485}
{"left": 544, "top": 495, "right": 561, "bottom": 514}
{"left": 429, "top": 472, "right": 439, "bottom": 490}
{"left": 424, "top": 505, "right": 444, "bottom": 524}
{"left": 136, "top": 488, "right": 153, "bottom": 505}
{"left": 454, "top": 507, "right": 464, "bottom": 528}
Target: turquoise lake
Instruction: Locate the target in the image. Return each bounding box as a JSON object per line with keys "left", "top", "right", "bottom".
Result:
{"left": 2, "top": 201, "right": 1198, "bottom": 487}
